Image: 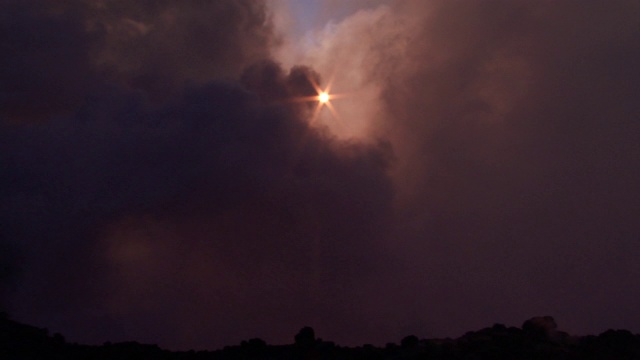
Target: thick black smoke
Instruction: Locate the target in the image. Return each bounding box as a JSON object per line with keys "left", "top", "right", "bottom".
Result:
{"left": 2, "top": 0, "right": 640, "bottom": 350}
{"left": 1, "top": 0, "right": 394, "bottom": 349}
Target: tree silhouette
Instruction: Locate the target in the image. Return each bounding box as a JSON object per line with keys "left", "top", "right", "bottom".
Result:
{"left": 294, "top": 326, "right": 315, "bottom": 349}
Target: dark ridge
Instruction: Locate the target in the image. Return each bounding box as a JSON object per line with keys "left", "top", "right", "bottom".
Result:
{"left": 2, "top": 315, "right": 640, "bottom": 359}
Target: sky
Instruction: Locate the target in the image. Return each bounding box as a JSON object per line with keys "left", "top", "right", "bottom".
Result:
{"left": 1, "top": 0, "right": 639, "bottom": 351}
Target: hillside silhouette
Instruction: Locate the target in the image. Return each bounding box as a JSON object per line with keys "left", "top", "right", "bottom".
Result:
{"left": 2, "top": 313, "right": 640, "bottom": 359}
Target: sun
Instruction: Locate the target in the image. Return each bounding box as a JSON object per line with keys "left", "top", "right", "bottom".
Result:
{"left": 287, "top": 73, "right": 346, "bottom": 123}
{"left": 313, "top": 88, "right": 339, "bottom": 120}
{"left": 318, "top": 92, "right": 330, "bottom": 104}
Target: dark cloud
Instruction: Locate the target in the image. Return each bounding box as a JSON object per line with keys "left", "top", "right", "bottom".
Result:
{"left": 0, "top": 1, "right": 99, "bottom": 121}
{"left": 0, "top": 0, "right": 393, "bottom": 350}
{"left": 88, "top": 0, "right": 275, "bottom": 96}
{"left": 0, "top": 0, "right": 274, "bottom": 121}
{"left": 0, "top": 65, "right": 394, "bottom": 349}
{"left": 374, "top": 0, "right": 640, "bottom": 336}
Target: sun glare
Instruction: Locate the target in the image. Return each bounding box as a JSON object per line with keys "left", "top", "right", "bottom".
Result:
{"left": 287, "top": 73, "right": 348, "bottom": 125}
